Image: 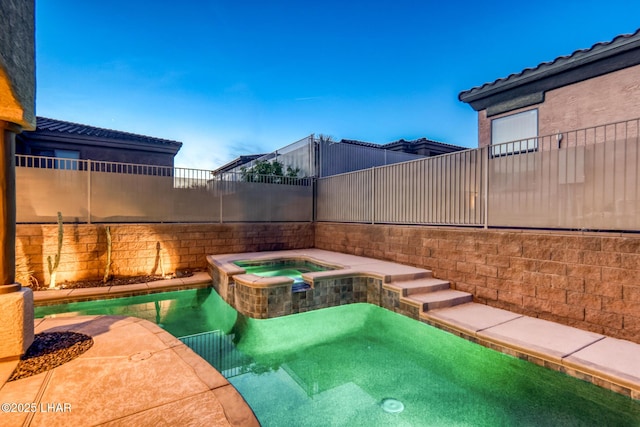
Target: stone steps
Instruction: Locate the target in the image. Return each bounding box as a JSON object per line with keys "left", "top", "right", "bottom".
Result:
{"left": 402, "top": 289, "right": 473, "bottom": 311}
{"left": 388, "top": 276, "right": 473, "bottom": 312}
{"left": 384, "top": 278, "right": 450, "bottom": 296}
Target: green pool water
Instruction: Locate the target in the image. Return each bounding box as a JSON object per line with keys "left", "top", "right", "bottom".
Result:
{"left": 35, "top": 289, "right": 640, "bottom": 426}
{"left": 236, "top": 260, "right": 328, "bottom": 282}
{"left": 234, "top": 260, "right": 331, "bottom": 291}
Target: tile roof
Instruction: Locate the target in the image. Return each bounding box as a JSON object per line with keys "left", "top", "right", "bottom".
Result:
{"left": 341, "top": 137, "right": 465, "bottom": 150}
{"left": 459, "top": 28, "right": 640, "bottom": 103}
{"left": 32, "top": 117, "right": 182, "bottom": 148}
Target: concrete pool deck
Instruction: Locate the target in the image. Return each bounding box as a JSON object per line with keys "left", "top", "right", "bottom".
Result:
{"left": 0, "top": 272, "right": 258, "bottom": 426}
{"left": 0, "top": 314, "right": 258, "bottom": 427}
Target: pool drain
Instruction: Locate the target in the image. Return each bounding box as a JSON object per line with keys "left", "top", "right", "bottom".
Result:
{"left": 381, "top": 398, "right": 404, "bottom": 413}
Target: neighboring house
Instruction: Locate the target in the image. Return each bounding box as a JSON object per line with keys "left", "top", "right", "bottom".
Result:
{"left": 211, "top": 154, "right": 268, "bottom": 175}
{"left": 16, "top": 117, "right": 182, "bottom": 167}
{"left": 213, "top": 136, "right": 467, "bottom": 178}
{"left": 340, "top": 137, "right": 466, "bottom": 157}
{"left": 458, "top": 29, "right": 640, "bottom": 149}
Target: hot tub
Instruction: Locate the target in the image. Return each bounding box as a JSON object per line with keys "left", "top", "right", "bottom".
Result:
{"left": 234, "top": 259, "right": 334, "bottom": 292}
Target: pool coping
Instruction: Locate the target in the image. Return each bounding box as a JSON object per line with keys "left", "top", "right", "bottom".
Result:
{"left": 422, "top": 303, "right": 640, "bottom": 400}
{"left": 208, "top": 249, "right": 433, "bottom": 287}
{"left": 32, "top": 272, "right": 213, "bottom": 306}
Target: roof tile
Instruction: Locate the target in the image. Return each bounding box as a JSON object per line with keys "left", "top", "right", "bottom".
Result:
{"left": 459, "top": 28, "right": 640, "bottom": 101}
{"left": 32, "top": 117, "right": 182, "bottom": 148}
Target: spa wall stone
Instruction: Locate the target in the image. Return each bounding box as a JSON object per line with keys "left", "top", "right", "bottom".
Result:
{"left": 315, "top": 222, "right": 640, "bottom": 344}
{"left": 16, "top": 222, "right": 314, "bottom": 286}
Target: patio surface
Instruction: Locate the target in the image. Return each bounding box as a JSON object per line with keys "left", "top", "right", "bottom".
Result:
{"left": 0, "top": 273, "right": 258, "bottom": 427}
{"left": 1, "top": 253, "right": 638, "bottom": 426}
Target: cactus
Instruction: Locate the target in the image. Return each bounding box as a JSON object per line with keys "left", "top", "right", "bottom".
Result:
{"left": 158, "top": 244, "right": 166, "bottom": 278}
{"left": 103, "top": 226, "right": 112, "bottom": 283}
{"left": 16, "top": 257, "right": 38, "bottom": 289}
{"left": 47, "top": 212, "right": 63, "bottom": 289}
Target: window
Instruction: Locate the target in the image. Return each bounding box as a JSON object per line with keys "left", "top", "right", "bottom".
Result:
{"left": 53, "top": 150, "right": 80, "bottom": 170}
{"left": 491, "top": 109, "right": 538, "bottom": 156}
{"left": 31, "top": 149, "right": 80, "bottom": 170}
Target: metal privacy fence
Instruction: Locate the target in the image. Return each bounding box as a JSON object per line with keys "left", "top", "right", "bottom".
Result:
{"left": 16, "top": 156, "right": 313, "bottom": 223}
{"left": 487, "top": 118, "right": 640, "bottom": 230}
{"left": 15, "top": 117, "right": 640, "bottom": 231}
{"left": 316, "top": 139, "right": 425, "bottom": 177}
{"left": 316, "top": 149, "right": 486, "bottom": 225}
{"left": 317, "top": 118, "right": 640, "bottom": 231}
{"left": 217, "top": 134, "right": 426, "bottom": 179}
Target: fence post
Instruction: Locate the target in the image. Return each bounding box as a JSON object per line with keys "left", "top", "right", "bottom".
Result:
{"left": 371, "top": 167, "right": 375, "bottom": 224}
{"left": 311, "top": 177, "right": 316, "bottom": 223}
{"left": 219, "top": 182, "right": 223, "bottom": 224}
{"left": 87, "top": 159, "right": 92, "bottom": 224}
{"left": 483, "top": 147, "right": 489, "bottom": 229}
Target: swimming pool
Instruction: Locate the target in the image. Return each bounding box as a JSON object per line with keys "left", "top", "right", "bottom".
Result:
{"left": 35, "top": 289, "right": 640, "bottom": 426}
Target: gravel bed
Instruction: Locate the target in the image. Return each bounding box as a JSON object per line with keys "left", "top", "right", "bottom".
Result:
{"left": 8, "top": 332, "right": 93, "bottom": 381}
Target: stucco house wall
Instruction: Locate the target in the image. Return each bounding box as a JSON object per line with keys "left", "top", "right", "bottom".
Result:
{"left": 17, "top": 117, "right": 183, "bottom": 167}
{"left": 461, "top": 29, "right": 640, "bottom": 149}
{"left": 477, "top": 63, "right": 640, "bottom": 148}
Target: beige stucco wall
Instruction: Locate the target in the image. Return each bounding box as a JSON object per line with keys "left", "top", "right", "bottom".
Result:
{"left": 478, "top": 64, "right": 640, "bottom": 147}
{"left": 0, "top": 0, "right": 36, "bottom": 129}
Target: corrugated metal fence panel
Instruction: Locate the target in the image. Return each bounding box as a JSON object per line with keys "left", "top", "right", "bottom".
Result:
{"left": 16, "top": 166, "right": 89, "bottom": 223}
{"left": 318, "top": 141, "right": 424, "bottom": 177}
{"left": 317, "top": 149, "right": 485, "bottom": 226}
{"left": 220, "top": 179, "right": 312, "bottom": 222}
{"left": 488, "top": 136, "right": 640, "bottom": 229}
{"left": 16, "top": 156, "right": 313, "bottom": 223}
{"left": 374, "top": 150, "right": 483, "bottom": 225}
{"left": 316, "top": 170, "right": 373, "bottom": 223}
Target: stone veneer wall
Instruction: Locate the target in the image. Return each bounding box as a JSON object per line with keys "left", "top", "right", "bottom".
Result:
{"left": 16, "top": 223, "right": 314, "bottom": 285}
{"left": 315, "top": 222, "right": 640, "bottom": 344}
{"left": 209, "top": 271, "right": 406, "bottom": 320}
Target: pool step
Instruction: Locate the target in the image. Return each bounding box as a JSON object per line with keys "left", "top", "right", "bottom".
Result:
{"left": 388, "top": 276, "right": 473, "bottom": 312}
{"left": 384, "top": 278, "right": 451, "bottom": 296}
{"left": 402, "top": 289, "right": 473, "bottom": 312}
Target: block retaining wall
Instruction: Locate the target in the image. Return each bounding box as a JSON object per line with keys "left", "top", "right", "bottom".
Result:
{"left": 16, "top": 221, "right": 639, "bottom": 345}
{"left": 315, "top": 222, "right": 640, "bottom": 344}
{"left": 16, "top": 223, "right": 314, "bottom": 285}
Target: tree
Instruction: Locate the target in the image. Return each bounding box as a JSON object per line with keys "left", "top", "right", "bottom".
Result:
{"left": 240, "top": 160, "right": 300, "bottom": 184}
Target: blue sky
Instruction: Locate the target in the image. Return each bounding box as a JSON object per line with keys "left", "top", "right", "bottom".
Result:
{"left": 36, "top": 0, "right": 640, "bottom": 170}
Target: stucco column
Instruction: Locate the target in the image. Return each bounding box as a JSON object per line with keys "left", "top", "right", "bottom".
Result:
{"left": 0, "top": 121, "right": 33, "bottom": 360}
{"left": 0, "top": 0, "right": 36, "bottom": 360}
{"left": 0, "top": 122, "right": 17, "bottom": 291}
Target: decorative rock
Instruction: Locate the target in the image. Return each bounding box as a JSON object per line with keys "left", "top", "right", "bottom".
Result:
{"left": 8, "top": 331, "right": 93, "bottom": 381}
